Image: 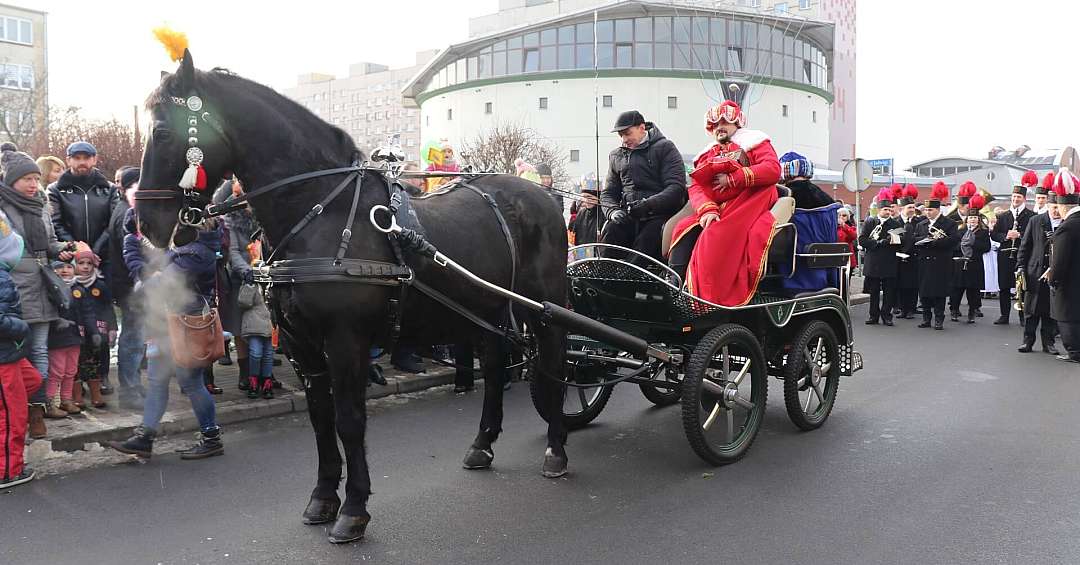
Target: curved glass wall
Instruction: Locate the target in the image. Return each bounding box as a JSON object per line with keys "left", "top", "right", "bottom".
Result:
{"left": 423, "top": 15, "right": 829, "bottom": 93}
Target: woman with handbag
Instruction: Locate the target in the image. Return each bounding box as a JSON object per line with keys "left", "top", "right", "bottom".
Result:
{"left": 0, "top": 148, "right": 75, "bottom": 437}
{"left": 108, "top": 220, "right": 225, "bottom": 460}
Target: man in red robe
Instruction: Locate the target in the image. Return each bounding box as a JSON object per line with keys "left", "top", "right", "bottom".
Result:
{"left": 668, "top": 101, "right": 781, "bottom": 306}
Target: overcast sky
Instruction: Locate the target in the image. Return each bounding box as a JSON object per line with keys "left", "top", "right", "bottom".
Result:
{"left": 22, "top": 0, "right": 1080, "bottom": 170}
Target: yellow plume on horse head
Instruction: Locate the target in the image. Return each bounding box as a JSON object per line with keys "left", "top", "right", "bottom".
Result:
{"left": 153, "top": 26, "right": 188, "bottom": 62}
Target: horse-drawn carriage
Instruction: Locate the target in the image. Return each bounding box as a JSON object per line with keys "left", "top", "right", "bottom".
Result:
{"left": 531, "top": 191, "right": 862, "bottom": 465}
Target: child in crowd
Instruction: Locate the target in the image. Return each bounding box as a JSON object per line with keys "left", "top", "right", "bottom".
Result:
{"left": 72, "top": 245, "right": 116, "bottom": 409}
{"left": 237, "top": 240, "right": 274, "bottom": 399}
{"left": 0, "top": 211, "right": 39, "bottom": 489}
{"left": 44, "top": 260, "right": 82, "bottom": 416}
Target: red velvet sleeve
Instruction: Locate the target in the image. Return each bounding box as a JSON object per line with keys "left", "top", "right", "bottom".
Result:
{"left": 688, "top": 149, "right": 721, "bottom": 217}
{"left": 728, "top": 140, "right": 781, "bottom": 192}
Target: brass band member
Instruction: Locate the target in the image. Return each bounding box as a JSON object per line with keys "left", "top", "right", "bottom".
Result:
{"left": 1016, "top": 185, "right": 1060, "bottom": 354}
{"left": 990, "top": 171, "right": 1037, "bottom": 325}
{"left": 1048, "top": 169, "right": 1080, "bottom": 363}
{"left": 916, "top": 182, "right": 962, "bottom": 330}
{"left": 895, "top": 184, "right": 925, "bottom": 319}
{"left": 954, "top": 194, "right": 991, "bottom": 324}
{"left": 860, "top": 188, "right": 903, "bottom": 325}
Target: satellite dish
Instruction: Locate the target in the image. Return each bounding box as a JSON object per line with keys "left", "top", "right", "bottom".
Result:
{"left": 843, "top": 158, "right": 873, "bottom": 193}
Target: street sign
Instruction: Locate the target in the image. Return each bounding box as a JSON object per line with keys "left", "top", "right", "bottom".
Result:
{"left": 867, "top": 158, "right": 893, "bottom": 176}
{"left": 842, "top": 159, "right": 873, "bottom": 193}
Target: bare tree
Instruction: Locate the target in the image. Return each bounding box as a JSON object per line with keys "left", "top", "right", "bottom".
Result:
{"left": 459, "top": 121, "right": 570, "bottom": 190}
{"left": 26, "top": 106, "right": 143, "bottom": 180}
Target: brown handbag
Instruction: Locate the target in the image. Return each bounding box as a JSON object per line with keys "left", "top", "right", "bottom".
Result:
{"left": 166, "top": 306, "right": 226, "bottom": 369}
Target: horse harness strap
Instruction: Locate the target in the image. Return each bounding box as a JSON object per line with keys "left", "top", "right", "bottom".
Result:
{"left": 263, "top": 170, "right": 362, "bottom": 265}
{"left": 452, "top": 180, "right": 520, "bottom": 335}
{"left": 257, "top": 257, "right": 411, "bottom": 285}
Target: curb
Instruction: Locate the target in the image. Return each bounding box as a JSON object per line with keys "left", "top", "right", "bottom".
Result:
{"left": 48, "top": 366, "right": 456, "bottom": 453}
{"left": 850, "top": 293, "right": 869, "bottom": 306}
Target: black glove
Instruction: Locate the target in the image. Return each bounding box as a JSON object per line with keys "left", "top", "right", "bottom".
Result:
{"left": 609, "top": 209, "right": 630, "bottom": 225}
{"left": 243, "top": 269, "right": 255, "bottom": 285}
{"left": 90, "top": 333, "right": 103, "bottom": 351}
{"left": 628, "top": 199, "right": 651, "bottom": 219}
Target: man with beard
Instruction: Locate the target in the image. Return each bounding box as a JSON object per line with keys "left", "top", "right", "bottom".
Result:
{"left": 990, "top": 171, "right": 1037, "bottom": 325}
{"left": 1016, "top": 186, "right": 1060, "bottom": 354}
{"left": 859, "top": 188, "right": 903, "bottom": 325}
{"left": 894, "top": 185, "right": 924, "bottom": 318}
{"left": 915, "top": 182, "right": 962, "bottom": 330}
{"left": 1048, "top": 169, "right": 1080, "bottom": 363}
{"left": 600, "top": 110, "right": 687, "bottom": 264}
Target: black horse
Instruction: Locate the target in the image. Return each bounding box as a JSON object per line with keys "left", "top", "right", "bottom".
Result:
{"left": 136, "top": 50, "right": 570, "bottom": 544}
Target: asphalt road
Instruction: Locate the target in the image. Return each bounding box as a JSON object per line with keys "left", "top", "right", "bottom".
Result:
{"left": 4, "top": 303, "right": 1080, "bottom": 565}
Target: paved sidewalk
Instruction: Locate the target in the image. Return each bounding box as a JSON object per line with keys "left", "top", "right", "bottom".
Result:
{"left": 27, "top": 354, "right": 456, "bottom": 462}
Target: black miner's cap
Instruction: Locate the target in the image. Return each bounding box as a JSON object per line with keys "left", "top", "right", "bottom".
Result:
{"left": 611, "top": 110, "right": 645, "bottom": 133}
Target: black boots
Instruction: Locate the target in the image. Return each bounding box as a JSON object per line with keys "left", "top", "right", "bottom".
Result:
{"left": 108, "top": 425, "right": 156, "bottom": 458}
{"left": 247, "top": 376, "right": 259, "bottom": 399}
{"left": 238, "top": 358, "right": 250, "bottom": 390}
{"left": 179, "top": 427, "right": 224, "bottom": 460}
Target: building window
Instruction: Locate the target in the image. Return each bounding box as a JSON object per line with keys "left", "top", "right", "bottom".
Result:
{"left": 774, "top": 2, "right": 789, "bottom": 14}
{"left": 602, "top": 95, "right": 613, "bottom": 108}
{"left": 667, "top": 96, "right": 678, "bottom": 109}
{"left": 782, "top": 104, "right": 788, "bottom": 117}
{"left": 812, "top": 110, "right": 817, "bottom": 123}
{"left": 0, "top": 17, "right": 32, "bottom": 45}
{"left": 799, "top": 0, "right": 812, "bottom": 8}
{"left": 539, "top": 97, "right": 548, "bottom": 110}
{"left": 747, "top": 0, "right": 761, "bottom": 7}
{"left": 447, "top": 108, "right": 453, "bottom": 120}
{"left": 570, "top": 150, "right": 580, "bottom": 162}
{"left": 485, "top": 102, "right": 492, "bottom": 114}
{"left": 1, "top": 64, "right": 33, "bottom": 90}
{"left": 524, "top": 48, "right": 540, "bottom": 72}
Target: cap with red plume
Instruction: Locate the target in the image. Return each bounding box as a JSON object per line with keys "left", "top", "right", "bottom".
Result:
{"left": 875, "top": 187, "right": 895, "bottom": 206}
{"left": 967, "top": 194, "right": 987, "bottom": 218}
{"left": 926, "top": 181, "right": 949, "bottom": 209}
{"left": 1052, "top": 167, "right": 1080, "bottom": 205}
{"left": 956, "top": 181, "right": 977, "bottom": 205}
{"left": 1021, "top": 170, "right": 1039, "bottom": 187}
{"left": 898, "top": 184, "right": 920, "bottom": 206}
{"left": 1036, "top": 172, "right": 1055, "bottom": 196}
{"left": 889, "top": 183, "right": 903, "bottom": 200}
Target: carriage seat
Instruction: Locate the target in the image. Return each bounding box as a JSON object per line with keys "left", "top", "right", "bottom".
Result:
{"left": 660, "top": 185, "right": 794, "bottom": 259}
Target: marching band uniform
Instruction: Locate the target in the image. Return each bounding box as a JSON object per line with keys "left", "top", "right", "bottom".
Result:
{"left": 954, "top": 195, "right": 991, "bottom": 324}
{"left": 1016, "top": 184, "right": 1059, "bottom": 354}
{"left": 947, "top": 181, "right": 978, "bottom": 321}
{"left": 990, "top": 171, "right": 1038, "bottom": 324}
{"left": 895, "top": 185, "right": 924, "bottom": 319}
{"left": 1048, "top": 169, "right": 1080, "bottom": 363}
{"left": 916, "top": 182, "right": 962, "bottom": 330}
{"left": 859, "top": 188, "right": 903, "bottom": 325}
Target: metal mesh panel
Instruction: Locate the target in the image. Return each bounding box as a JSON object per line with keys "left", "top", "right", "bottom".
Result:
{"left": 567, "top": 259, "right": 722, "bottom": 323}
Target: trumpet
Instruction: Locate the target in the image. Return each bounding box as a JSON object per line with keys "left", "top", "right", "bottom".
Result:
{"left": 870, "top": 223, "right": 883, "bottom": 241}
{"left": 1014, "top": 270, "right": 1025, "bottom": 313}
{"left": 915, "top": 224, "right": 947, "bottom": 246}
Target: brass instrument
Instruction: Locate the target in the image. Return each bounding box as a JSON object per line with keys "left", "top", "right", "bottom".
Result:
{"left": 887, "top": 227, "right": 906, "bottom": 245}
{"left": 915, "top": 224, "right": 947, "bottom": 246}
{"left": 869, "top": 222, "right": 883, "bottom": 241}
{"left": 1014, "top": 270, "right": 1025, "bottom": 313}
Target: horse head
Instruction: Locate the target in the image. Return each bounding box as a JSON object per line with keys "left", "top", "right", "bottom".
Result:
{"left": 138, "top": 49, "right": 235, "bottom": 248}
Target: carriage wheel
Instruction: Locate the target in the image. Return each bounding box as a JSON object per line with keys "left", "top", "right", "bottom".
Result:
{"left": 530, "top": 355, "right": 613, "bottom": 431}
{"left": 681, "top": 324, "right": 767, "bottom": 466}
{"left": 782, "top": 320, "right": 840, "bottom": 431}
{"left": 639, "top": 359, "right": 682, "bottom": 406}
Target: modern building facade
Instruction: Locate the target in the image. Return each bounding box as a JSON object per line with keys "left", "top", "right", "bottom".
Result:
{"left": 909, "top": 145, "right": 1080, "bottom": 200}
{"left": 402, "top": 0, "right": 855, "bottom": 180}
{"left": 0, "top": 3, "right": 46, "bottom": 146}
{"left": 284, "top": 50, "right": 437, "bottom": 161}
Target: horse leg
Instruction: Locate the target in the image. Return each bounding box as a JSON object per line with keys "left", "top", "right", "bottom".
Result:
{"left": 301, "top": 372, "right": 342, "bottom": 525}
{"left": 462, "top": 332, "right": 509, "bottom": 470}
{"left": 325, "top": 331, "right": 373, "bottom": 544}
{"left": 534, "top": 321, "right": 569, "bottom": 478}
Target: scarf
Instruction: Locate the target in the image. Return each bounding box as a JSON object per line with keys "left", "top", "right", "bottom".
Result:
{"left": 0, "top": 184, "right": 48, "bottom": 254}
{"left": 75, "top": 267, "right": 99, "bottom": 287}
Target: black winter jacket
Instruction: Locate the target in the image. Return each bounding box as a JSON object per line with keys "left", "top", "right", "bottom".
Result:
{"left": 107, "top": 199, "right": 133, "bottom": 302}
{"left": 47, "top": 285, "right": 82, "bottom": 350}
{"left": 1050, "top": 212, "right": 1080, "bottom": 322}
{"left": 72, "top": 277, "right": 117, "bottom": 343}
{"left": 0, "top": 269, "right": 29, "bottom": 364}
{"left": 47, "top": 169, "right": 120, "bottom": 258}
{"left": 600, "top": 124, "right": 687, "bottom": 221}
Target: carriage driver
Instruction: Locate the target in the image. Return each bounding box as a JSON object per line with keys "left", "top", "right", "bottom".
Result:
{"left": 600, "top": 110, "right": 688, "bottom": 263}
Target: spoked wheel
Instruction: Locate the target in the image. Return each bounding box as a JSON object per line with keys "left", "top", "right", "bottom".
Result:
{"left": 530, "top": 353, "right": 613, "bottom": 431}
{"left": 640, "top": 349, "right": 683, "bottom": 406}
{"left": 681, "top": 324, "right": 767, "bottom": 465}
{"left": 782, "top": 320, "right": 840, "bottom": 431}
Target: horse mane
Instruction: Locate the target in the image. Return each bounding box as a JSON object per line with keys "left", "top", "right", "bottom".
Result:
{"left": 147, "top": 67, "right": 364, "bottom": 167}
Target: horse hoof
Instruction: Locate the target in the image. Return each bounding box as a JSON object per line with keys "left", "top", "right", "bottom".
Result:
{"left": 302, "top": 496, "right": 340, "bottom": 525}
{"left": 462, "top": 446, "right": 494, "bottom": 470}
{"left": 541, "top": 449, "right": 568, "bottom": 478}
{"left": 328, "top": 513, "right": 370, "bottom": 544}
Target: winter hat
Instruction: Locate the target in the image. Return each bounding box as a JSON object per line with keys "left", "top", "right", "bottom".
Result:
{"left": 705, "top": 100, "right": 745, "bottom": 132}
{"left": 119, "top": 167, "right": 141, "bottom": 189}
{"left": 0, "top": 209, "right": 23, "bottom": 271}
{"left": 515, "top": 158, "right": 540, "bottom": 183}
{"left": 779, "top": 152, "right": 814, "bottom": 181}
{"left": 73, "top": 241, "right": 100, "bottom": 267}
{"left": 535, "top": 163, "right": 553, "bottom": 177}
{"left": 1, "top": 148, "right": 41, "bottom": 187}
{"left": 50, "top": 259, "right": 71, "bottom": 270}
